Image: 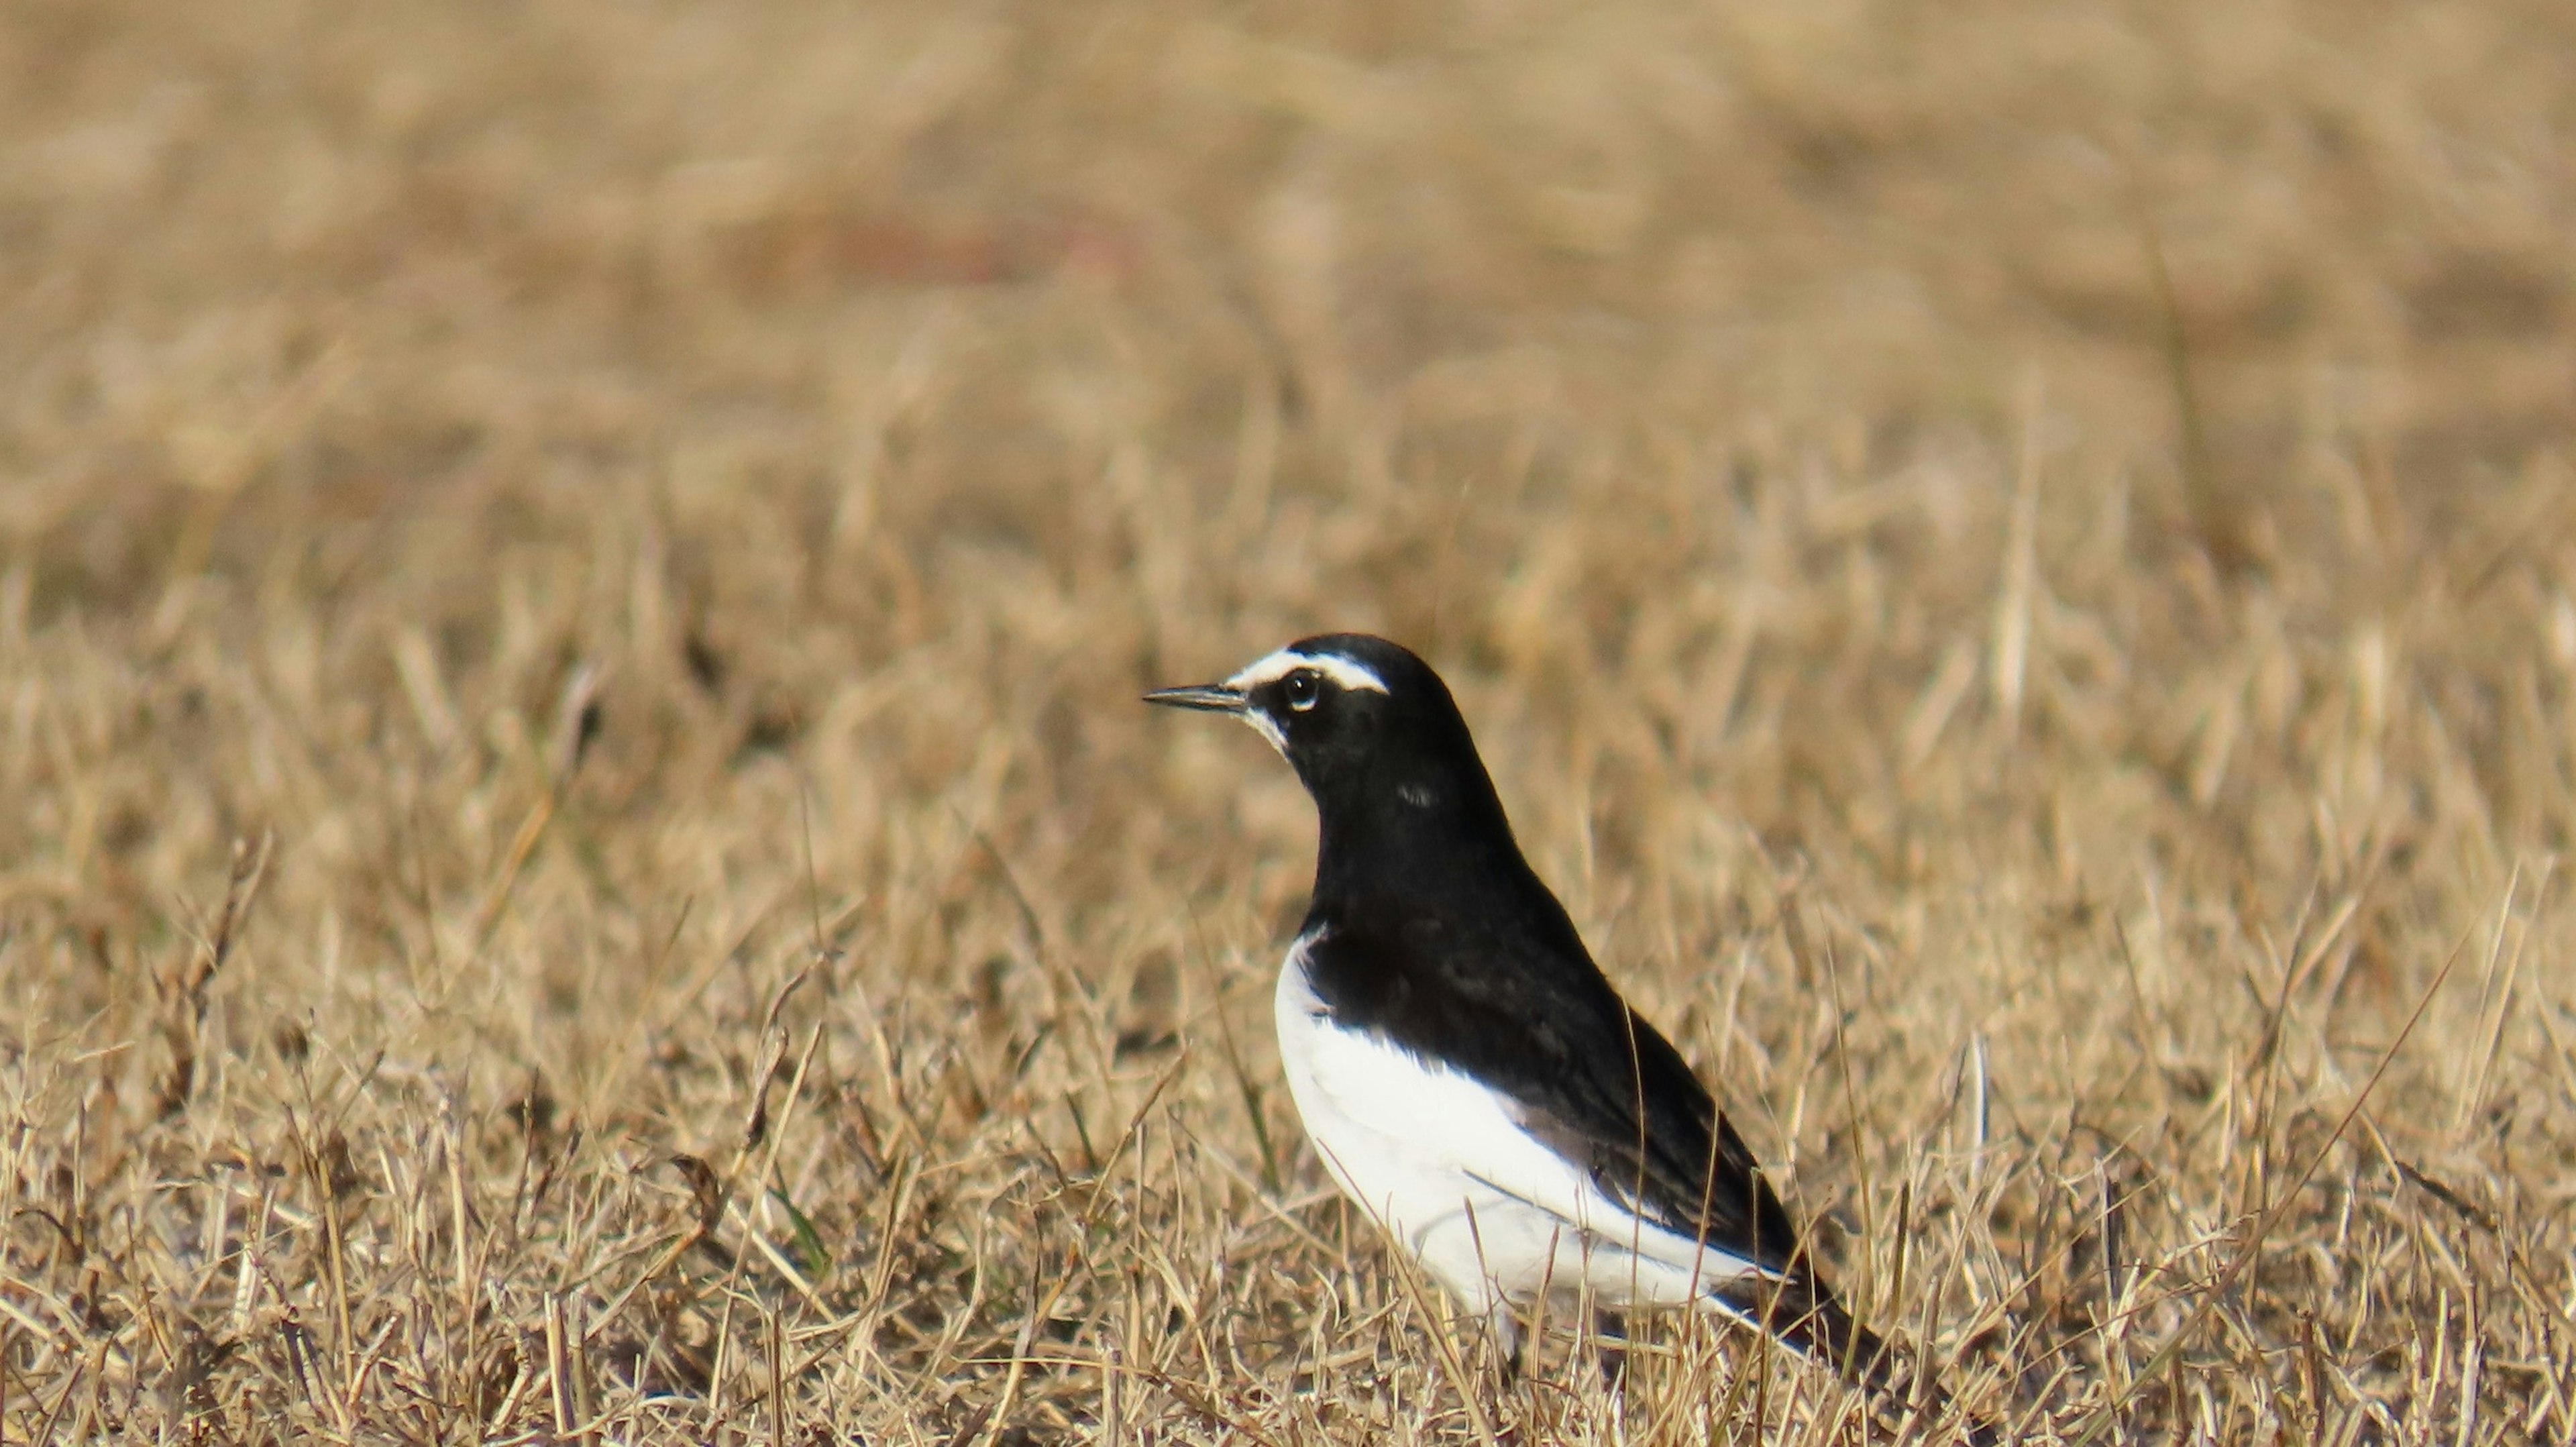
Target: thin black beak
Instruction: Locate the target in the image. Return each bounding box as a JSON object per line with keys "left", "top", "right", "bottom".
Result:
{"left": 1142, "top": 683, "right": 1246, "bottom": 714}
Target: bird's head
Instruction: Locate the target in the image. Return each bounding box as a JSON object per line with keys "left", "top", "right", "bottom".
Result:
{"left": 1144, "top": 634, "right": 1493, "bottom": 823}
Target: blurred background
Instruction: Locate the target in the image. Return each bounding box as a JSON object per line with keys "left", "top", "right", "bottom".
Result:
{"left": 3, "top": 0, "right": 2573, "bottom": 1439}
{"left": 8, "top": 0, "right": 2571, "bottom": 899}
{"left": 7, "top": 0, "right": 2567, "bottom": 606}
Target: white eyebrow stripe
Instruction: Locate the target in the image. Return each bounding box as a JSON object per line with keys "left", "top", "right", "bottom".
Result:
{"left": 1225, "top": 648, "right": 1391, "bottom": 696}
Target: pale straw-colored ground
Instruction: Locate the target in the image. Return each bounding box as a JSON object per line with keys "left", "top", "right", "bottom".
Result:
{"left": 3, "top": 0, "right": 2572, "bottom": 1441}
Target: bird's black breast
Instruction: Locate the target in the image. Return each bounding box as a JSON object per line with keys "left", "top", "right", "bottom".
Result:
{"left": 1298, "top": 887, "right": 1811, "bottom": 1273}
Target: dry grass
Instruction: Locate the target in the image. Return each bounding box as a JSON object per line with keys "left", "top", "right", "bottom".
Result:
{"left": 4, "top": 0, "right": 2575, "bottom": 1440}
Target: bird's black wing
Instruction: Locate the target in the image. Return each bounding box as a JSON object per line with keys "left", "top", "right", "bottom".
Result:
{"left": 1303, "top": 888, "right": 1894, "bottom": 1387}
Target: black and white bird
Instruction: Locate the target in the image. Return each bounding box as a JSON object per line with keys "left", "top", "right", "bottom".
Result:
{"left": 1147, "top": 633, "right": 1907, "bottom": 1399}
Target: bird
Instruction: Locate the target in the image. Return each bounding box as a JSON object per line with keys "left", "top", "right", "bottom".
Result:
{"left": 1145, "top": 632, "right": 1919, "bottom": 1408}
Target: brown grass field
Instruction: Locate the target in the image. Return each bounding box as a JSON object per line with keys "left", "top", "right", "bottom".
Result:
{"left": 4, "top": 0, "right": 2574, "bottom": 1441}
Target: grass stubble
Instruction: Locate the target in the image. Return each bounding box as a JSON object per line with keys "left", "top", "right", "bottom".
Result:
{"left": 3, "top": 0, "right": 2574, "bottom": 1441}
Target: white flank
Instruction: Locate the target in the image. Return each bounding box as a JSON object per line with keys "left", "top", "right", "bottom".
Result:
{"left": 1271, "top": 931, "right": 1773, "bottom": 1330}
{"left": 1227, "top": 647, "right": 1390, "bottom": 696}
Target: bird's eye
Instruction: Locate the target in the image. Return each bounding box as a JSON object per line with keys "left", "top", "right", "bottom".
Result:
{"left": 1283, "top": 669, "right": 1322, "bottom": 712}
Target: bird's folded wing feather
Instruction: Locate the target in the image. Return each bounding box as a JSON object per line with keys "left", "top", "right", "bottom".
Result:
{"left": 1305, "top": 896, "right": 1900, "bottom": 1389}
{"left": 1305, "top": 899, "right": 1811, "bottom": 1273}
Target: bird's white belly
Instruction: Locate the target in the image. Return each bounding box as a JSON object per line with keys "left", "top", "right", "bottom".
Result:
{"left": 1272, "top": 936, "right": 1765, "bottom": 1320}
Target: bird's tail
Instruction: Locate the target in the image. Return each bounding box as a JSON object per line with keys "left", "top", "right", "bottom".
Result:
{"left": 1712, "top": 1267, "right": 1902, "bottom": 1396}
{"left": 1711, "top": 1267, "right": 1994, "bottom": 1443}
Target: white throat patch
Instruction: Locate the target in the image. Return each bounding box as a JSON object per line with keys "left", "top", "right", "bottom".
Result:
{"left": 1226, "top": 648, "right": 1391, "bottom": 697}
{"left": 1238, "top": 707, "right": 1289, "bottom": 757}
